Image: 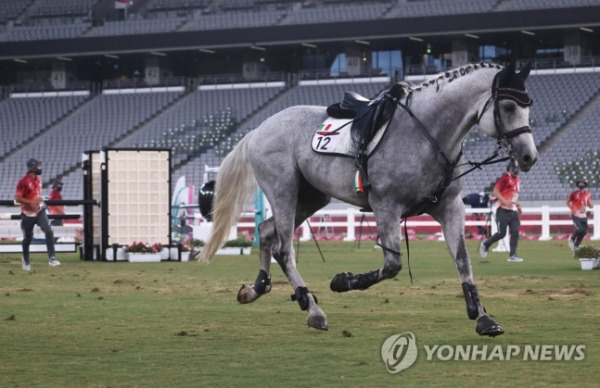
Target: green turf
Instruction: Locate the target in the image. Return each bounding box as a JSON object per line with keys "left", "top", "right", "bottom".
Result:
{"left": 1, "top": 240, "right": 598, "bottom": 387}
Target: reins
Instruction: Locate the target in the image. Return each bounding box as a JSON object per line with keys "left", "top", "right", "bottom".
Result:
{"left": 453, "top": 144, "right": 510, "bottom": 181}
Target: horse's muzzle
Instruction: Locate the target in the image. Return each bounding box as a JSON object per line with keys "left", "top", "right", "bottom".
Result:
{"left": 507, "top": 127, "right": 538, "bottom": 172}
{"left": 515, "top": 149, "right": 538, "bottom": 172}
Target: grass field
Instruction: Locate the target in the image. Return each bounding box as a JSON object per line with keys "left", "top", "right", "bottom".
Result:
{"left": 1, "top": 239, "right": 598, "bottom": 387}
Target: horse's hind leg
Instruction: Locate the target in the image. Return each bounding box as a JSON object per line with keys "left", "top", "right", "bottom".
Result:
{"left": 285, "top": 186, "right": 331, "bottom": 329}
{"left": 431, "top": 196, "right": 504, "bottom": 337}
{"left": 271, "top": 204, "right": 329, "bottom": 330}
{"left": 237, "top": 217, "right": 276, "bottom": 304}
{"left": 264, "top": 186, "right": 331, "bottom": 329}
{"left": 239, "top": 177, "right": 330, "bottom": 330}
{"left": 238, "top": 184, "right": 331, "bottom": 307}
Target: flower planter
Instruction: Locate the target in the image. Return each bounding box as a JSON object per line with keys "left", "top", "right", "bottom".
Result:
{"left": 579, "top": 258, "right": 595, "bottom": 271}
{"left": 128, "top": 253, "right": 162, "bottom": 263}
{"left": 180, "top": 252, "right": 190, "bottom": 262}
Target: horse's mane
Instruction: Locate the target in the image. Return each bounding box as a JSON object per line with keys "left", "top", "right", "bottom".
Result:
{"left": 408, "top": 62, "right": 503, "bottom": 94}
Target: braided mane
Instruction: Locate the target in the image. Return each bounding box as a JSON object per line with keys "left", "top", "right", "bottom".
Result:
{"left": 409, "top": 62, "right": 503, "bottom": 93}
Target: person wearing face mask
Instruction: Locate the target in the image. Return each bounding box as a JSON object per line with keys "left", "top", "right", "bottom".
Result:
{"left": 566, "top": 180, "right": 593, "bottom": 251}
{"left": 48, "top": 180, "right": 65, "bottom": 226}
{"left": 14, "top": 158, "right": 61, "bottom": 271}
{"left": 479, "top": 162, "right": 524, "bottom": 262}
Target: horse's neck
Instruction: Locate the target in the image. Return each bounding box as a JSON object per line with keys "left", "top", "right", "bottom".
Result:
{"left": 409, "top": 70, "right": 494, "bottom": 160}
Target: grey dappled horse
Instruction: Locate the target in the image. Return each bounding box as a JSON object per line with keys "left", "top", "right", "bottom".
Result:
{"left": 200, "top": 62, "right": 538, "bottom": 337}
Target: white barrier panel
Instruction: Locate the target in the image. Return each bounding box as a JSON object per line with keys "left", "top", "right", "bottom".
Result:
{"left": 0, "top": 243, "right": 78, "bottom": 253}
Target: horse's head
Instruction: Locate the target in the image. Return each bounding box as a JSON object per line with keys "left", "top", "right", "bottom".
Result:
{"left": 478, "top": 62, "right": 538, "bottom": 172}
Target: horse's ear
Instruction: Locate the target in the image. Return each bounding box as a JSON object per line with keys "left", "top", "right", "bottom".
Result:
{"left": 518, "top": 62, "right": 532, "bottom": 81}
{"left": 505, "top": 61, "right": 516, "bottom": 74}
{"left": 498, "top": 62, "right": 516, "bottom": 85}
{"left": 389, "top": 82, "right": 407, "bottom": 99}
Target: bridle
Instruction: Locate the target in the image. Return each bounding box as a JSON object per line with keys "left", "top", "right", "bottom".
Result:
{"left": 476, "top": 71, "right": 534, "bottom": 146}
{"left": 453, "top": 70, "right": 534, "bottom": 180}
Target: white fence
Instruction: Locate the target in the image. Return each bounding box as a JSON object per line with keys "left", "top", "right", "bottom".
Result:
{"left": 232, "top": 205, "right": 600, "bottom": 241}
{"left": 2, "top": 205, "right": 598, "bottom": 242}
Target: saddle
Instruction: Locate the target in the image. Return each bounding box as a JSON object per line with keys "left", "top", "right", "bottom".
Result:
{"left": 326, "top": 83, "right": 407, "bottom": 192}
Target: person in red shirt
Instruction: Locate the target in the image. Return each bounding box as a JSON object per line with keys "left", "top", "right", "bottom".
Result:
{"left": 566, "top": 179, "right": 593, "bottom": 250}
{"left": 48, "top": 180, "right": 65, "bottom": 226}
{"left": 14, "top": 158, "right": 61, "bottom": 271}
{"left": 479, "top": 163, "right": 524, "bottom": 262}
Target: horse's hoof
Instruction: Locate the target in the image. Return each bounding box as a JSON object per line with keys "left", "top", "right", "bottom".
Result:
{"left": 237, "top": 284, "right": 258, "bottom": 304}
{"left": 476, "top": 315, "right": 505, "bottom": 337}
{"left": 307, "top": 314, "right": 328, "bottom": 331}
{"left": 330, "top": 272, "right": 353, "bottom": 293}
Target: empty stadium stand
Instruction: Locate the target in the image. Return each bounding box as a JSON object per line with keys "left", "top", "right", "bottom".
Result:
{"left": 0, "top": 90, "right": 184, "bottom": 200}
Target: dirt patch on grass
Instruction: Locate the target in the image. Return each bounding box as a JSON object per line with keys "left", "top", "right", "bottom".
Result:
{"left": 113, "top": 279, "right": 138, "bottom": 286}
{"left": 548, "top": 287, "right": 592, "bottom": 298}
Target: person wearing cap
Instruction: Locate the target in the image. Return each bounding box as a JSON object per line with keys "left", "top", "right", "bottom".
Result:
{"left": 14, "top": 158, "right": 61, "bottom": 270}
{"left": 479, "top": 162, "right": 524, "bottom": 262}
{"left": 48, "top": 180, "right": 65, "bottom": 226}
{"left": 566, "top": 180, "right": 593, "bottom": 251}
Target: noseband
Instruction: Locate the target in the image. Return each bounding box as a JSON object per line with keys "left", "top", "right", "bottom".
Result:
{"left": 477, "top": 72, "right": 534, "bottom": 144}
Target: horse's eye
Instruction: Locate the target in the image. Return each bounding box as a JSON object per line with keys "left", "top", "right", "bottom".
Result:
{"left": 504, "top": 103, "right": 516, "bottom": 113}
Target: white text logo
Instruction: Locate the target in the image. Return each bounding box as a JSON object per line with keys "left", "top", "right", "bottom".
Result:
{"left": 423, "top": 344, "right": 585, "bottom": 361}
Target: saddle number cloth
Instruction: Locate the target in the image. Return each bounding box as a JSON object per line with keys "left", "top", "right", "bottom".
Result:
{"left": 311, "top": 117, "right": 388, "bottom": 157}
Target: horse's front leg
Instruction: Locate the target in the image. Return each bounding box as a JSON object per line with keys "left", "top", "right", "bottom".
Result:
{"left": 432, "top": 196, "right": 504, "bottom": 337}
{"left": 330, "top": 208, "right": 402, "bottom": 292}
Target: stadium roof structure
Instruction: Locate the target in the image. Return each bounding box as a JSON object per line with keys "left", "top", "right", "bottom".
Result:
{"left": 0, "top": 6, "right": 598, "bottom": 61}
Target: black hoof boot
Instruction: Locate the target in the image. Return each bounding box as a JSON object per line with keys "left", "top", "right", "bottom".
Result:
{"left": 330, "top": 270, "right": 379, "bottom": 292}
{"left": 330, "top": 272, "right": 353, "bottom": 292}
{"left": 476, "top": 315, "right": 504, "bottom": 337}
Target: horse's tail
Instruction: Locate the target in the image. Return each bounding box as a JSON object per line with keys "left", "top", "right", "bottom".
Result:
{"left": 199, "top": 132, "right": 256, "bottom": 263}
